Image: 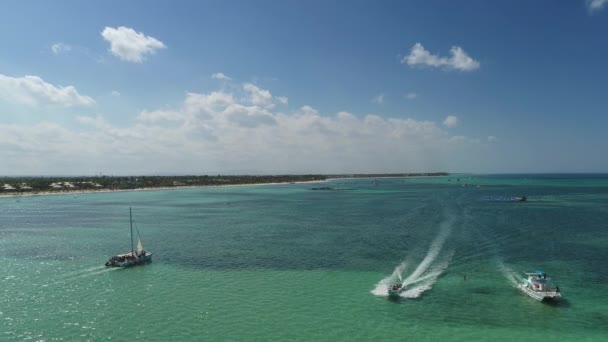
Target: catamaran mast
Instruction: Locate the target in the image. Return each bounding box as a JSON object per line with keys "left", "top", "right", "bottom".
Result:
{"left": 130, "top": 207, "right": 134, "bottom": 256}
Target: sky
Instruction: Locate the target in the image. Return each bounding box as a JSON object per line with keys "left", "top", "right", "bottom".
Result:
{"left": 1, "top": 0, "right": 608, "bottom": 175}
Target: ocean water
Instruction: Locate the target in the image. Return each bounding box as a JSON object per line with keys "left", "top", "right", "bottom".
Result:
{"left": 1, "top": 175, "right": 607, "bottom": 341}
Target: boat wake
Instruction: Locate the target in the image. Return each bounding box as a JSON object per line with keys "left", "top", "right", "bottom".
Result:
{"left": 372, "top": 216, "right": 454, "bottom": 299}
{"left": 370, "top": 261, "right": 410, "bottom": 297}
{"left": 497, "top": 260, "right": 520, "bottom": 288}
{"left": 62, "top": 265, "right": 117, "bottom": 280}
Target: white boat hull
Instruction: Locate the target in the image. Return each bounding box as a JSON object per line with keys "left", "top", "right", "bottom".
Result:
{"left": 519, "top": 284, "right": 561, "bottom": 302}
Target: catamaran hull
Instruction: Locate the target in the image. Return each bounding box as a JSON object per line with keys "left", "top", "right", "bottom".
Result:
{"left": 105, "top": 254, "right": 152, "bottom": 268}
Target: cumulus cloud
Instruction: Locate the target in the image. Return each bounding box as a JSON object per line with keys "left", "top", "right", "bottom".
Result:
{"left": 243, "top": 83, "right": 274, "bottom": 109}
{"left": 402, "top": 43, "right": 480, "bottom": 71}
{"left": 276, "top": 96, "right": 288, "bottom": 105}
{"left": 184, "top": 91, "right": 235, "bottom": 116}
{"left": 0, "top": 74, "right": 95, "bottom": 107}
{"left": 223, "top": 104, "right": 277, "bottom": 128}
{"left": 101, "top": 26, "right": 166, "bottom": 63}
{"left": 0, "top": 82, "right": 491, "bottom": 175}
{"left": 137, "top": 109, "right": 185, "bottom": 122}
{"left": 111, "top": 90, "right": 121, "bottom": 97}
{"left": 588, "top": 0, "right": 608, "bottom": 11}
{"left": 51, "top": 43, "right": 71, "bottom": 55}
{"left": 372, "top": 94, "right": 385, "bottom": 104}
{"left": 443, "top": 115, "right": 459, "bottom": 128}
{"left": 211, "top": 72, "right": 232, "bottom": 80}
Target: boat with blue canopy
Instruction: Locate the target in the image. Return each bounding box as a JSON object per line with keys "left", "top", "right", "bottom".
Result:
{"left": 518, "top": 270, "right": 561, "bottom": 302}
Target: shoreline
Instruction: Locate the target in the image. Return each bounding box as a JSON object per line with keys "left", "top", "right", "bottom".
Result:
{"left": 0, "top": 179, "right": 329, "bottom": 199}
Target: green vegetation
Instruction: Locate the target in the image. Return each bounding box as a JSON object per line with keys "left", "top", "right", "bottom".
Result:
{"left": 0, "top": 173, "right": 448, "bottom": 195}
{"left": 0, "top": 175, "right": 325, "bottom": 194}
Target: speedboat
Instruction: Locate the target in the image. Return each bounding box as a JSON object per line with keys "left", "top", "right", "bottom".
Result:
{"left": 514, "top": 196, "right": 527, "bottom": 202}
{"left": 519, "top": 270, "right": 561, "bottom": 302}
{"left": 387, "top": 284, "right": 403, "bottom": 297}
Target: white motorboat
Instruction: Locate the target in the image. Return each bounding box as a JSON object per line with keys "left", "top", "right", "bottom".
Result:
{"left": 519, "top": 270, "right": 561, "bottom": 302}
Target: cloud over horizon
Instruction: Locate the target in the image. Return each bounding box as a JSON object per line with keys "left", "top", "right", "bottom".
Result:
{"left": 0, "top": 82, "right": 485, "bottom": 175}
{"left": 0, "top": 74, "right": 95, "bottom": 107}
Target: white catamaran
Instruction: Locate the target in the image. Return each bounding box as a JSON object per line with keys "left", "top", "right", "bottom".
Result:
{"left": 519, "top": 270, "right": 561, "bottom": 302}
{"left": 105, "top": 207, "right": 152, "bottom": 267}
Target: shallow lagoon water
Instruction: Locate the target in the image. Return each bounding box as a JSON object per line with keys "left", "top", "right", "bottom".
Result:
{"left": 1, "top": 175, "right": 607, "bottom": 341}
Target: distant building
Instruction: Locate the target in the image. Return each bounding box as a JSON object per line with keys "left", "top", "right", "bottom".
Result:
{"left": 50, "top": 183, "right": 63, "bottom": 189}
{"left": 19, "top": 183, "right": 32, "bottom": 190}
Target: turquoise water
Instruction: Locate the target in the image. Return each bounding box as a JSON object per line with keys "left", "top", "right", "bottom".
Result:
{"left": 1, "top": 175, "right": 607, "bottom": 341}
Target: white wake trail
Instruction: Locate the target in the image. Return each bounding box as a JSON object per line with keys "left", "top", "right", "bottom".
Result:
{"left": 372, "top": 215, "right": 454, "bottom": 299}
{"left": 401, "top": 218, "right": 453, "bottom": 287}
{"left": 62, "top": 265, "right": 117, "bottom": 280}
{"left": 399, "top": 257, "right": 451, "bottom": 298}
{"left": 497, "top": 259, "right": 521, "bottom": 288}
{"left": 371, "top": 261, "right": 409, "bottom": 296}
{"left": 76, "top": 267, "right": 117, "bottom": 278}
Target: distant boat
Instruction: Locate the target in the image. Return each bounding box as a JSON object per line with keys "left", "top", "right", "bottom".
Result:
{"left": 105, "top": 207, "right": 152, "bottom": 267}
{"left": 514, "top": 196, "right": 527, "bottom": 202}
{"left": 519, "top": 270, "right": 561, "bottom": 302}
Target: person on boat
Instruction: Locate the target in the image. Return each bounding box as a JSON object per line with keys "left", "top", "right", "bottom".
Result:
{"left": 556, "top": 286, "right": 560, "bottom": 293}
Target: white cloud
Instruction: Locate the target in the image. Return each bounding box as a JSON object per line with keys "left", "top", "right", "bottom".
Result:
{"left": 184, "top": 91, "right": 235, "bottom": 116}
{"left": 276, "top": 96, "right": 288, "bottom": 105}
{"left": 0, "top": 74, "right": 95, "bottom": 107}
{"left": 402, "top": 43, "right": 480, "bottom": 71}
{"left": 299, "top": 105, "right": 319, "bottom": 116}
{"left": 449, "top": 135, "right": 467, "bottom": 144}
{"left": 101, "top": 26, "right": 166, "bottom": 63}
{"left": 405, "top": 92, "right": 418, "bottom": 100}
{"left": 0, "top": 82, "right": 493, "bottom": 175}
{"left": 51, "top": 43, "right": 71, "bottom": 55}
{"left": 372, "top": 94, "right": 385, "bottom": 104}
{"left": 588, "top": 0, "right": 608, "bottom": 11}
{"left": 223, "top": 104, "right": 277, "bottom": 128}
{"left": 487, "top": 135, "right": 497, "bottom": 142}
{"left": 211, "top": 72, "right": 232, "bottom": 81}
{"left": 111, "top": 90, "right": 121, "bottom": 97}
{"left": 443, "top": 115, "right": 459, "bottom": 128}
{"left": 137, "top": 110, "right": 185, "bottom": 123}
{"left": 243, "top": 83, "right": 274, "bottom": 109}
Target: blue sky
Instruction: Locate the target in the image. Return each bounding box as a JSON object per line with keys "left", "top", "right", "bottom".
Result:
{"left": 1, "top": 0, "right": 607, "bottom": 175}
